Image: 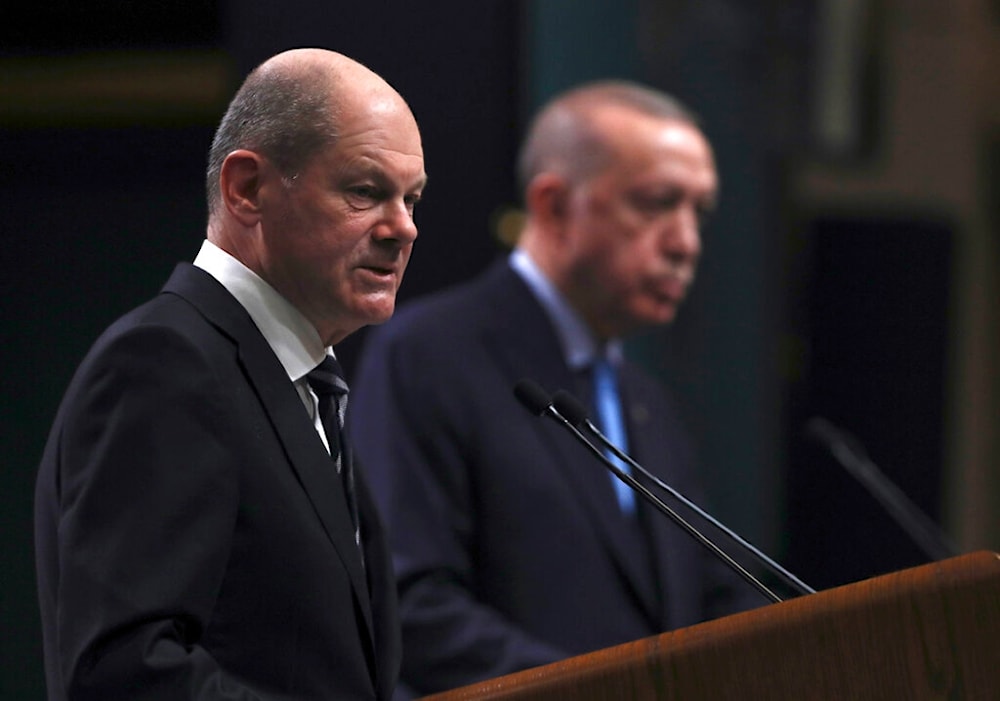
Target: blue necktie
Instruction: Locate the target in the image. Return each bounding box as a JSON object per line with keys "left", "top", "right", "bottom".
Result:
{"left": 592, "top": 357, "right": 635, "bottom": 514}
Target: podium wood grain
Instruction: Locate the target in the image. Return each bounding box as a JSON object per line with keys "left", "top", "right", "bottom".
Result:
{"left": 423, "top": 551, "right": 1000, "bottom": 700}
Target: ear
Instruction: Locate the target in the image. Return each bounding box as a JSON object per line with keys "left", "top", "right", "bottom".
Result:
{"left": 525, "top": 172, "right": 571, "bottom": 234}
{"left": 219, "top": 149, "right": 266, "bottom": 227}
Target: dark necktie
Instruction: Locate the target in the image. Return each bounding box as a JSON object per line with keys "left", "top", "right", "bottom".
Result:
{"left": 592, "top": 357, "right": 636, "bottom": 514}
{"left": 307, "top": 355, "right": 362, "bottom": 558}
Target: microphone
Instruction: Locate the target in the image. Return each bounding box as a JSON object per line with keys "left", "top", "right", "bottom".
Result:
{"left": 513, "top": 379, "right": 785, "bottom": 604}
{"left": 513, "top": 379, "right": 557, "bottom": 417}
{"left": 805, "top": 417, "right": 957, "bottom": 561}
{"left": 551, "top": 389, "right": 814, "bottom": 596}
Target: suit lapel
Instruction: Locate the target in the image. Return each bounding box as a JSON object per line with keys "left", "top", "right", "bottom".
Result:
{"left": 236, "top": 339, "right": 374, "bottom": 612}
{"left": 618, "top": 370, "right": 678, "bottom": 627}
{"left": 481, "top": 263, "right": 662, "bottom": 623}
{"left": 161, "top": 264, "right": 377, "bottom": 658}
{"left": 353, "top": 466, "right": 400, "bottom": 697}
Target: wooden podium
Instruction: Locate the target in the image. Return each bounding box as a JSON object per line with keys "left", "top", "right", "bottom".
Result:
{"left": 423, "top": 551, "right": 1000, "bottom": 700}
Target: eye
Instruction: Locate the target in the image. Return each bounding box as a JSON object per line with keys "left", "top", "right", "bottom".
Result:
{"left": 695, "top": 202, "right": 716, "bottom": 228}
{"left": 629, "top": 191, "right": 681, "bottom": 217}
{"left": 345, "top": 184, "right": 382, "bottom": 209}
{"left": 404, "top": 192, "right": 423, "bottom": 215}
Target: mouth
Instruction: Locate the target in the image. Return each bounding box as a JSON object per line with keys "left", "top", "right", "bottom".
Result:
{"left": 650, "top": 276, "right": 689, "bottom": 302}
{"left": 357, "top": 263, "right": 399, "bottom": 285}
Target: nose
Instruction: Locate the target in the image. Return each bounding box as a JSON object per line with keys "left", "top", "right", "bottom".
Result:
{"left": 376, "top": 197, "right": 419, "bottom": 245}
{"left": 663, "top": 202, "right": 702, "bottom": 261}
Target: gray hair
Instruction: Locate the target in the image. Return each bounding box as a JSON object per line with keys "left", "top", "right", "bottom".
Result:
{"left": 205, "top": 60, "right": 340, "bottom": 216}
{"left": 516, "top": 80, "right": 701, "bottom": 196}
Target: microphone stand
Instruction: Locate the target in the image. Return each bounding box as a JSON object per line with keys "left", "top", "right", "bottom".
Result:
{"left": 514, "top": 380, "right": 785, "bottom": 604}
{"left": 551, "top": 390, "right": 815, "bottom": 597}
{"left": 805, "top": 417, "right": 957, "bottom": 562}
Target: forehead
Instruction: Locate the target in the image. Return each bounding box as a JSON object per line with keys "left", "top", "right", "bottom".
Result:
{"left": 592, "top": 108, "right": 716, "bottom": 189}
{"left": 318, "top": 95, "right": 426, "bottom": 184}
{"left": 342, "top": 90, "right": 422, "bottom": 147}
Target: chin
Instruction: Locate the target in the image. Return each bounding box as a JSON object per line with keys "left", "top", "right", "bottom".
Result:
{"left": 637, "top": 306, "right": 680, "bottom": 328}
{"left": 361, "top": 301, "right": 398, "bottom": 326}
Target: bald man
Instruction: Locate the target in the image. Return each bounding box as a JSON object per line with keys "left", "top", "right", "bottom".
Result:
{"left": 349, "top": 81, "right": 766, "bottom": 696}
{"left": 35, "top": 48, "right": 427, "bottom": 700}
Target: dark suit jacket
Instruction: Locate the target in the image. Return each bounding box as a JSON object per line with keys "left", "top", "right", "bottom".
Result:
{"left": 35, "top": 263, "right": 400, "bottom": 700}
{"left": 349, "top": 260, "right": 766, "bottom": 696}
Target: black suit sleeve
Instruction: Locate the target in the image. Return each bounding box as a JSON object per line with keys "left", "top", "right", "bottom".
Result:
{"left": 37, "top": 324, "right": 265, "bottom": 700}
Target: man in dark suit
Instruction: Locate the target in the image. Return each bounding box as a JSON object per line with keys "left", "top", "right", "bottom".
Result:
{"left": 34, "top": 48, "right": 427, "bottom": 700}
{"left": 348, "top": 81, "right": 768, "bottom": 697}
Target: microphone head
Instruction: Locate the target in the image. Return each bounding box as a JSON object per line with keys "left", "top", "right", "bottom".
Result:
{"left": 551, "top": 390, "right": 589, "bottom": 428}
{"left": 804, "top": 416, "right": 869, "bottom": 460}
{"left": 513, "top": 379, "right": 552, "bottom": 416}
{"left": 804, "top": 416, "right": 837, "bottom": 445}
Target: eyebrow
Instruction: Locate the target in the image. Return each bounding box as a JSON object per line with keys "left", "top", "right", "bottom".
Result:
{"left": 348, "top": 162, "right": 428, "bottom": 193}
{"left": 699, "top": 193, "right": 718, "bottom": 210}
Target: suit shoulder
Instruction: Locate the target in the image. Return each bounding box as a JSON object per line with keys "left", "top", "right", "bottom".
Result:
{"left": 97, "top": 291, "right": 224, "bottom": 351}
{"left": 374, "top": 264, "right": 512, "bottom": 343}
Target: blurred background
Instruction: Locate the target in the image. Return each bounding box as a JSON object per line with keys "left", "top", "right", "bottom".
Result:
{"left": 2, "top": 1, "right": 997, "bottom": 697}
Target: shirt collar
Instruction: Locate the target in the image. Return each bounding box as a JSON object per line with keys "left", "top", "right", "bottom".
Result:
{"left": 509, "top": 248, "right": 622, "bottom": 369}
{"left": 193, "top": 239, "right": 328, "bottom": 382}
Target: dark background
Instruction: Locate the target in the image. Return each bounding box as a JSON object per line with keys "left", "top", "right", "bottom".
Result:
{"left": 4, "top": 2, "right": 984, "bottom": 697}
